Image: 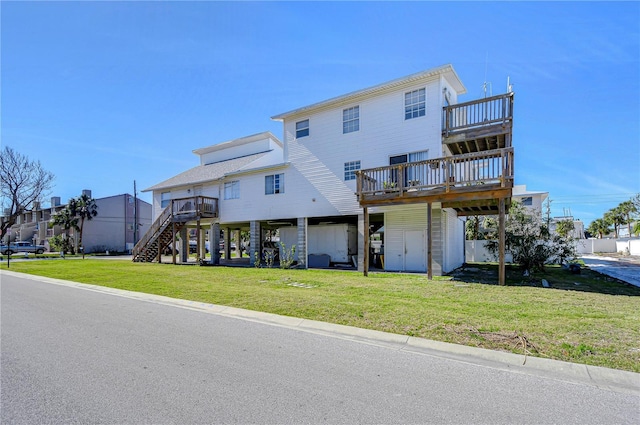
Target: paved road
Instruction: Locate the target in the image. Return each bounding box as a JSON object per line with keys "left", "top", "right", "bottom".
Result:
{"left": 581, "top": 255, "right": 640, "bottom": 287}
{"left": 2, "top": 272, "right": 638, "bottom": 424}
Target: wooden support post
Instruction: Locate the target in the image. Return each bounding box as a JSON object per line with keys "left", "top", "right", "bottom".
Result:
{"left": 363, "top": 207, "right": 369, "bottom": 277}
{"left": 196, "top": 218, "right": 201, "bottom": 262}
{"left": 172, "top": 222, "right": 176, "bottom": 265}
{"left": 427, "top": 202, "right": 433, "bottom": 280}
{"left": 499, "top": 197, "right": 506, "bottom": 286}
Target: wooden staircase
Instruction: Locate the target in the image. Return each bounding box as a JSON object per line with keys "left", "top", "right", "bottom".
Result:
{"left": 132, "top": 196, "right": 218, "bottom": 263}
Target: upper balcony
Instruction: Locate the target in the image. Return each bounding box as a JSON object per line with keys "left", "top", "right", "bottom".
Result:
{"left": 356, "top": 148, "right": 514, "bottom": 215}
{"left": 442, "top": 92, "right": 513, "bottom": 155}
{"left": 168, "top": 196, "right": 219, "bottom": 222}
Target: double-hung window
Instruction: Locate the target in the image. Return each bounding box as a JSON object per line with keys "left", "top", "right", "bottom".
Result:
{"left": 224, "top": 181, "right": 240, "bottom": 200}
{"left": 344, "top": 161, "right": 361, "bottom": 181}
{"left": 296, "top": 119, "right": 309, "bottom": 138}
{"left": 161, "top": 192, "right": 171, "bottom": 208}
{"left": 405, "top": 88, "right": 426, "bottom": 120}
{"left": 265, "top": 174, "right": 284, "bottom": 195}
{"left": 343, "top": 106, "right": 359, "bottom": 134}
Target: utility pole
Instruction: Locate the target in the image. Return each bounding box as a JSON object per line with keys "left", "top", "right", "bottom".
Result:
{"left": 133, "top": 180, "right": 138, "bottom": 245}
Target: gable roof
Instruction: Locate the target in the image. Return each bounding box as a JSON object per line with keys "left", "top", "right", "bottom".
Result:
{"left": 271, "top": 64, "right": 466, "bottom": 121}
{"left": 143, "top": 152, "right": 269, "bottom": 192}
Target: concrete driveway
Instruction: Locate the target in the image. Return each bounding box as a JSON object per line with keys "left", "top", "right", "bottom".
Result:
{"left": 581, "top": 254, "right": 640, "bottom": 288}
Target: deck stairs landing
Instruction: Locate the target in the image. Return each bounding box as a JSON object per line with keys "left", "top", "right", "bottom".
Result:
{"left": 132, "top": 196, "right": 218, "bottom": 263}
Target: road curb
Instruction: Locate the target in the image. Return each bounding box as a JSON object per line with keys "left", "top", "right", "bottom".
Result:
{"left": 3, "top": 269, "right": 638, "bottom": 395}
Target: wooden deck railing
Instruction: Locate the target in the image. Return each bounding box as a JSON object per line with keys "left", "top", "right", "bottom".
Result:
{"left": 132, "top": 196, "right": 218, "bottom": 259}
{"left": 356, "top": 148, "right": 514, "bottom": 199}
{"left": 443, "top": 92, "right": 514, "bottom": 137}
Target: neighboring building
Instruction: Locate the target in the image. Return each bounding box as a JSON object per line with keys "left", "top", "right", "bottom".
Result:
{"left": 2, "top": 190, "right": 152, "bottom": 254}
{"left": 137, "top": 64, "right": 515, "bottom": 282}
{"left": 512, "top": 185, "right": 547, "bottom": 212}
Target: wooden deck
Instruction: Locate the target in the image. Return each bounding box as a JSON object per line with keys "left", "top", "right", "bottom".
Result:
{"left": 442, "top": 93, "right": 513, "bottom": 155}
{"left": 356, "top": 148, "right": 513, "bottom": 215}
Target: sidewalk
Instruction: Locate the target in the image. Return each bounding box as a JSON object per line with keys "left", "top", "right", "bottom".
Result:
{"left": 580, "top": 254, "right": 640, "bottom": 287}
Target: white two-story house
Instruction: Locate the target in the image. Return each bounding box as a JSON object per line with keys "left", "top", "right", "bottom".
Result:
{"left": 137, "top": 64, "right": 514, "bottom": 282}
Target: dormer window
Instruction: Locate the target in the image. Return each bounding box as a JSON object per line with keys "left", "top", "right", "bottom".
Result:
{"left": 405, "top": 88, "right": 426, "bottom": 120}
{"left": 296, "top": 119, "right": 309, "bottom": 138}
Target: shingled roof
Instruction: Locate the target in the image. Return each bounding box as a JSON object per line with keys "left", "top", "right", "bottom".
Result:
{"left": 143, "top": 151, "right": 269, "bottom": 192}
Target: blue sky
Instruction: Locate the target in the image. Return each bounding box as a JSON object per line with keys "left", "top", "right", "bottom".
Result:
{"left": 2, "top": 1, "right": 638, "bottom": 226}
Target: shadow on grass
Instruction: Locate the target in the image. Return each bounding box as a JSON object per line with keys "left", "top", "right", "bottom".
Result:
{"left": 449, "top": 262, "right": 640, "bottom": 296}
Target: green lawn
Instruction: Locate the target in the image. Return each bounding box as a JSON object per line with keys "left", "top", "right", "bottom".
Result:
{"left": 2, "top": 259, "right": 639, "bottom": 372}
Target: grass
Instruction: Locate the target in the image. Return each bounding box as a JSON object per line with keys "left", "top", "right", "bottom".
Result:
{"left": 2, "top": 259, "right": 639, "bottom": 372}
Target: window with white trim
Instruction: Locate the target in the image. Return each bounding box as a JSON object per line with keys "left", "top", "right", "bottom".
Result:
{"left": 343, "top": 106, "right": 359, "bottom": 134}
{"left": 296, "top": 119, "right": 309, "bottom": 138}
{"left": 344, "top": 161, "right": 361, "bottom": 181}
{"left": 521, "top": 197, "right": 533, "bottom": 206}
{"left": 161, "top": 192, "right": 171, "bottom": 208}
{"left": 405, "top": 88, "right": 426, "bottom": 120}
{"left": 265, "top": 174, "right": 284, "bottom": 195}
{"left": 224, "top": 181, "right": 240, "bottom": 200}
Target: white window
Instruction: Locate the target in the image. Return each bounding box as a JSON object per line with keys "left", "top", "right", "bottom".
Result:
{"left": 296, "top": 119, "right": 309, "bottom": 138}
{"left": 343, "top": 106, "right": 359, "bottom": 134}
{"left": 405, "top": 88, "right": 426, "bottom": 120}
{"left": 344, "top": 161, "right": 361, "bottom": 181}
{"left": 224, "top": 181, "right": 240, "bottom": 200}
{"left": 265, "top": 174, "right": 284, "bottom": 195}
{"left": 161, "top": 192, "right": 171, "bottom": 208}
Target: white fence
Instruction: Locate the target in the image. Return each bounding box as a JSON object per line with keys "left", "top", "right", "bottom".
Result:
{"left": 465, "top": 238, "right": 640, "bottom": 263}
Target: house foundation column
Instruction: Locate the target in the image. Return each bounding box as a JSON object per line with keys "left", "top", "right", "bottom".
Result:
{"left": 297, "top": 217, "right": 307, "bottom": 269}
{"left": 234, "top": 229, "right": 241, "bottom": 258}
{"left": 209, "top": 223, "right": 220, "bottom": 265}
{"left": 224, "top": 227, "right": 231, "bottom": 261}
{"left": 196, "top": 219, "right": 201, "bottom": 261}
{"left": 249, "top": 221, "right": 261, "bottom": 266}
{"left": 179, "top": 227, "right": 188, "bottom": 263}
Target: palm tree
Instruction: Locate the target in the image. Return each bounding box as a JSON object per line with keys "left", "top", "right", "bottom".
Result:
{"left": 603, "top": 208, "right": 625, "bottom": 238}
{"left": 587, "top": 218, "right": 611, "bottom": 239}
{"left": 50, "top": 207, "right": 79, "bottom": 254}
{"left": 617, "top": 200, "right": 637, "bottom": 237}
{"left": 69, "top": 194, "right": 98, "bottom": 258}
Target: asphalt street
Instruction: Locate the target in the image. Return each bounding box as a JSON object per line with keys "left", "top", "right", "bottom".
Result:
{"left": 580, "top": 255, "right": 640, "bottom": 287}
{"left": 1, "top": 271, "right": 639, "bottom": 424}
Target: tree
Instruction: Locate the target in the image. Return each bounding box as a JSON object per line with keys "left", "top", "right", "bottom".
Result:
{"left": 465, "top": 216, "right": 482, "bottom": 240}
{"left": 0, "top": 147, "right": 54, "bottom": 241}
{"left": 485, "top": 201, "right": 576, "bottom": 274}
{"left": 616, "top": 200, "right": 637, "bottom": 237}
{"left": 604, "top": 207, "right": 625, "bottom": 238}
{"left": 555, "top": 219, "right": 575, "bottom": 239}
{"left": 69, "top": 193, "right": 98, "bottom": 258}
{"left": 50, "top": 206, "right": 79, "bottom": 254}
{"left": 587, "top": 218, "right": 611, "bottom": 239}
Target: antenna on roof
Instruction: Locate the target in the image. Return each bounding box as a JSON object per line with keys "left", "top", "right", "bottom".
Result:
{"left": 482, "top": 52, "right": 492, "bottom": 98}
{"left": 507, "top": 76, "right": 513, "bottom": 93}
